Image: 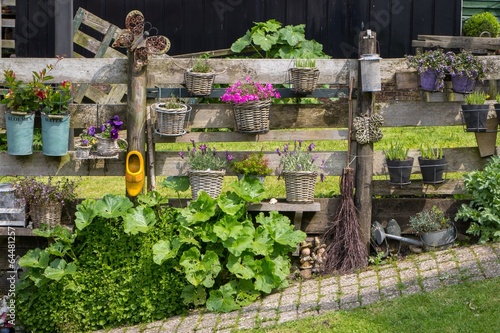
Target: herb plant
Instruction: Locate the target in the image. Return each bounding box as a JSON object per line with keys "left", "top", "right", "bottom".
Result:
{"left": 230, "top": 19, "right": 330, "bottom": 59}
{"left": 12, "top": 176, "right": 78, "bottom": 207}
{"left": 409, "top": 206, "right": 452, "bottom": 233}
{"left": 191, "top": 53, "right": 212, "bottom": 73}
{"left": 384, "top": 142, "right": 409, "bottom": 161}
{"left": 455, "top": 155, "right": 500, "bottom": 243}
{"left": 420, "top": 145, "right": 443, "bottom": 159}
{"left": 154, "top": 177, "right": 306, "bottom": 312}
{"left": 179, "top": 140, "right": 230, "bottom": 171}
{"left": 294, "top": 58, "right": 317, "bottom": 68}
{"left": 277, "top": 141, "right": 325, "bottom": 180}
{"left": 464, "top": 91, "right": 487, "bottom": 105}
{"left": 230, "top": 150, "right": 273, "bottom": 176}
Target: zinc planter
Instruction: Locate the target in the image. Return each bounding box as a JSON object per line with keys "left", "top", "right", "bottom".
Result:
{"left": 420, "top": 225, "right": 456, "bottom": 249}
{"left": 5, "top": 111, "right": 35, "bottom": 156}
{"left": 41, "top": 113, "right": 70, "bottom": 156}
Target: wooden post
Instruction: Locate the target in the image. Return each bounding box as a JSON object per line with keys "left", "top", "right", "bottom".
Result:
{"left": 54, "top": 0, "right": 73, "bottom": 57}
{"left": 355, "top": 31, "right": 377, "bottom": 248}
{"left": 127, "top": 52, "right": 147, "bottom": 195}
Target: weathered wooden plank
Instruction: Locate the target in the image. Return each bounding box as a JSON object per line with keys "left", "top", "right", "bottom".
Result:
{"left": 1, "top": 40, "right": 14, "bottom": 49}
{"left": 148, "top": 57, "right": 357, "bottom": 86}
{"left": 372, "top": 148, "right": 490, "bottom": 175}
{"left": 372, "top": 179, "right": 465, "bottom": 196}
{"left": 396, "top": 72, "right": 418, "bottom": 90}
{"left": 154, "top": 129, "right": 349, "bottom": 144}
{"left": 73, "top": 31, "right": 125, "bottom": 59}
{"left": 247, "top": 201, "right": 321, "bottom": 212}
{"left": 78, "top": 7, "right": 125, "bottom": 37}
{"left": 413, "top": 35, "right": 500, "bottom": 50}
{"left": 0, "top": 58, "right": 128, "bottom": 84}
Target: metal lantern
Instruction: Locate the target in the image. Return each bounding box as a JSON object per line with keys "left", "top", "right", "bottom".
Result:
{"left": 359, "top": 54, "right": 382, "bottom": 92}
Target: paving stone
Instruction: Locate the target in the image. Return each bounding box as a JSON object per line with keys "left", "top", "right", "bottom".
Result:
{"left": 340, "top": 284, "right": 359, "bottom": 296}
{"left": 277, "top": 310, "right": 298, "bottom": 324}
{"left": 435, "top": 252, "right": 455, "bottom": 263}
{"left": 454, "top": 247, "right": 476, "bottom": 261}
{"left": 195, "top": 313, "right": 219, "bottom": 330}
{"left": 420, "top": 269, "right": 439, "bottom": 278}
{"left": 359, "top": 286, "right": 381, "bottom": 305}
{"left": 159, "top": 316, "right": 183, "bottom": 332}
{"left": 377, "top": 267, "right": 398, "bottom": 279}
{"left": 359, "top": 275, "right": 379, "bottom": 287}
{"left": 301, "top": 279, "right": 320, "bottom": 293}
{"left": 481, "top": 260, "right": 500, "bottom": 278}
{"left": 379, "top": 286, "right": 401, "bottom": 300}
{"left": 358, "top": 270, "right": 377, "bottom": 279}
{"left": 379, "top": 276, "right": 398, "bottom": 287}
{"left": 422, "top": 277, "right": 442, "bottom": 292}
{"left": 339, "top": 293, "right": 359, "bottom": 306}
{"left": 417, "top": 259, "right": 438, "bottom": 271}
{"left": 400, "top": 284, "right": 422, "bottom": 295}
{"left": 396, "top": 260, "right": 417, "bottom": 270}
{"left": 472, "top": 246, "right": 497, "bottom": 260}
{"left": 399, "top": 268, "right": 419, "bottom": 281}
{"left": 319, "top": 282, "right": 338, "bottom": 296}
{"left": 339, "top": 301, "right": 361, "bottom": 310}
{"left": 176, "top": 315, "right": 200, "bottom": 333}
{"left": 339, "top": 274, "right": 358, "bottom": 286}
{"left": 317, "top": 300, "right": 339, "bottom": 313}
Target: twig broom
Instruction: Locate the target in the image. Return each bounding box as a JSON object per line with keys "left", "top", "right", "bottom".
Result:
{"left": 322, "top": 77, "right": 368, "bottom": 274}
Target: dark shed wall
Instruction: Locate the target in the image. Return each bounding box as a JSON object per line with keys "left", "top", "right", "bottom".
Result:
{"left": 15, "top": 0, "right": 461, "bottom": 58}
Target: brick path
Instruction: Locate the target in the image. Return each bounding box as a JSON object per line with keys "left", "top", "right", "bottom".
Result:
{"left": 97, "top": 243, "right": 500, "bottom": 333}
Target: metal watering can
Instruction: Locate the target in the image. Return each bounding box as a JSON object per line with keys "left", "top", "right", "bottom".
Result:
{"left": 371, "top": 219, "right": 423, "bottom": 247}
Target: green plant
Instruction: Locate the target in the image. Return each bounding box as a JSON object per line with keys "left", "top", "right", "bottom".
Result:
{"left": 448, "top": 50, "right": 486, "bottom": 81}
{"left": 495, "top": 93, "right": 500, "bottom": 103}
{"left": 230, "top": 19, "right": 330, "bottom": 59}
{"left": 419, "top": 145, "right": 443, "bottom": 159}
{"left": 41, "top": 80, "right": 72, "bottom": 115}
{"left": 463, "top": 11, "right": 500, "bottom": 37}
{"left": 153, "top": 178, "right": 306, "bottom": 312}
{"left": 464, "top": 91, "right": 487, "bottom": 105}
{"left": 384, "top": 141, "right": 409, "bottom": 161}
{"left": 220, "top": 77, "right": 281, "bottom": 104}
{"left": 159, "top": 95, "right": 186, "bottom": 109}
{"left": 78, "top": 127, "right": 97, "bottom": 147}
{"left": 277, "top": 141, "right": 325, "bottom": 178}
{"left": 16, "top": 192, "right": 187, "bottom": 332}
{"left": 405, "top": 49, "right": 451, "bottom": 91}
{"left": 455, "top": 155, "right": 500, "bottom": 243}
{"left": 409, "top": 206, "right": 452, "bottom": 233}
{"left": 191, "top": 54, "right": 212, "bottom": 73}
{"left": 294, "top": 58, "right": 317, "bottom": 68}
{"left": 230, "top": 150, "right": 273, "bottom": 176}
{"left": 180, "top": 140, "right": 230, "bottom": 171}
{"left": 12, "top": 176, "right": 78, "bottom": 207}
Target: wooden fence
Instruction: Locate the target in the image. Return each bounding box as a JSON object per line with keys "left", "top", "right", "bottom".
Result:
{"left": 1, "top": 55, "right": 500, "bottom": 236}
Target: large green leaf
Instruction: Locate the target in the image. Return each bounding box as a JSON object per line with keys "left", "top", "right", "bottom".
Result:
{"left": 252, "top": 30, "right": 279, "bottom": 52}
{"left": 219, "top": 219, "right": 255, "bottom": 257}
{"left": 206, "top": 281, "right": 239, "bottom": 312}
{"left": 213, "top": 215, "right": 243, "bottom": 241}
{"left": 18, "top": 248, "right": 49, "bottom": 269}
{"left": 46, "top": 242, "right": 71, "bottom": 257}
{"left": 181, "top": 285, "right": 207, "bottom": 306}
{"left": 218, "top": 192, "right": 245, "bottom": 216}
{"left": 227, "top": 254, "right": 255, "bottom": 279}
{"left": 279, "top": 24, "right": 305, "bottom": 46}
{"left": 94, "top": 194, "right": 134, "bottom": 219}
{"left": 44, "top": 259, "right": 77, "bottom": 281}
{"left": 74, "top": 198, "right": 97, "bottom": 230}
{"left": 180, "top": 248, "right": 221, "bottom": 288}
{"left": 123, "top": 205, "right": 156, "bottom": 234}
{"left": 136, "top": 190, "right": 170, "bottom": 207}
{"left": 161, "top": 176, "right": 190, "bottom": 193}
{"left": 152, "top": 238, "right": 181, "bottom": 265}
{"left": 253, "top": 257, "right": 278, "bottom": 293}
{"left": 256, "top": 211, "right": 306, "bottom": 248}
{"left": 231, "top": 177, "right": 265, "bottom": 203}
{"left": 180, "top": 192, "right": 217, "bottom": 224}
{"left": 230, "top": 30, "right": 252, "bottom": 53}
{"left": 252, "top": 227, "right": 273, "bottom": 256}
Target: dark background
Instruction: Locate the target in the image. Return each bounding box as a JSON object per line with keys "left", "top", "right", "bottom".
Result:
{"left": 15, "top": 0, "right": 462, "bottom": 58}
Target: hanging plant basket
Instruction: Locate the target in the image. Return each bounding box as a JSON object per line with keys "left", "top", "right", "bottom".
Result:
{"left": 289, "top": 67, "right": 320, "bottom": 94}
{"left": 386, "top": 157, "right": 414, "bottom": 186}
{"left": 461, "top": 104, "right": 490, "bottom": 132}
{"left": 418, "top": 156, "right": 447, "bottom": 184}
{"left": 184, "top": 69, "right": 216, "bottom": 96}
{"left": 41, "top": 113, "right": 71, "bottom": 156}
{"left": 233, "top": 99, "right": 271, "bottom": 134}
{"left": 282, "top": 171, "right": 317, "bottom": 203}
{"left": 189, "top": 169, "right": 225, "bottom": 200}
{"left": 451, "top": 73, "right": 476, "bottom": 93}
{"left": 153, "top": 102, "right": 191, "bottom": 136}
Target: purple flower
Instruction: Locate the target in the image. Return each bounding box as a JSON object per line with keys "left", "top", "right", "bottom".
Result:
{"left": 308, "top": 143, "right": 316, "bottom": 152}
{"left": 88, "top": 126, "right": 96, "bottom": 136}
{"left": 276, "top": 148, "right": 281, "bottom": 156}
{"left": 82, "top": 139, "right": 89, "bottom": 145}
{"left": 226, "top": 151, "right": 234, "bottom": 162}
{"left": 110, "top": 128, "right": 119, "bottom": 140}
{"left": 179, "top": 151, "right": 184, "bottom": 159}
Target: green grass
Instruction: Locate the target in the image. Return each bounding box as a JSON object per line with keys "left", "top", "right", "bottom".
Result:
{"left": 238, "top": 277, "right": 500, "bottom": 333}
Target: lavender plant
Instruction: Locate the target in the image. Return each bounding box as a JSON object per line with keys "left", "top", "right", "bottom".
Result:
{"left": 276, "top": 141, "right": 325, "bottom": 180}
{"left": 13, "top": 177, "right": 78, "bottom": 207}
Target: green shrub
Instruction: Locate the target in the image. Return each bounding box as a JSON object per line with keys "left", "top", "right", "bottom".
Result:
{"left": 463, "top": 12, "right": 500, "bottom": 37}
{"left": 455, "top": 156, "right": 500, "bottom": 243}
{"left": 16, "top": 192, "right": 188, "bottom": 332}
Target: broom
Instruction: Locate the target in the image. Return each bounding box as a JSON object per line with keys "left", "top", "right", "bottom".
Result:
{"left": 322, "top": 78, "right": 368, "bottom": 274}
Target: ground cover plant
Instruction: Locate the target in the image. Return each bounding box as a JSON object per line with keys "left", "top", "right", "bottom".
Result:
{"left": 238, "top": 276, "right": 500, "bottom": 333}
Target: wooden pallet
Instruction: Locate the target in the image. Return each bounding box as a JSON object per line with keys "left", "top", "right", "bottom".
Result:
{"left": 72, "top": 7, "right": 127, "bottom": 104}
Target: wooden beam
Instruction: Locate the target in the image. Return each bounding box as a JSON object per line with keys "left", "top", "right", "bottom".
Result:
{"left": 412, "top": 35, "right": 500, "bottom": 50}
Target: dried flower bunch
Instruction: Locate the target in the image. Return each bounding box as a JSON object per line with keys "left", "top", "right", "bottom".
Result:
{"left": 230, "top": 150, "right": 273, "bottom": 176}
{"left": 13, "top": 176, "right": 78, "bottom": 207}
{"left": 1, "top": 58, "right": 72, "bottom": 114}
{"left": 180, "top": 140, "right": 232, "bottom": 171}
{"left": 221, "top": 77, "right": 281, "bottom": 104}
{"left": 276, "top": 141, "right": 325, "bottom": 180}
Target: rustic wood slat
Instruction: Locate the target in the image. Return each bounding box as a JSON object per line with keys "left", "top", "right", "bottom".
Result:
{"left": 372, "top": 179, "right": 465, "bottom": 195}
{"left": 0, "top": 40, "right": 14, "bottom": 48}
{"left": 77, "top": 7, "right": 124, "bottom": 37}
{"left": 247, "top": 201, "right": 321, "bottom": 212}
{"left": 73, "top": 31, "right": 125, "bottom": 59}
{"left": 1, "top": 18, "right": 14, "bottom": 27}
{"left": 413, "top": 34, "right": 500, "bottom": 50}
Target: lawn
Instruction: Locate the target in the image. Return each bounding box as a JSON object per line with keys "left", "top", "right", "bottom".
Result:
{"left": 238, "top": 276, "right": 500, "bottom": 333}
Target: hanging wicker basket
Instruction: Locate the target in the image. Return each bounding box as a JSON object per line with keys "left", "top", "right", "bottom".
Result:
{"left": 282, "top": 171, "right": 317, "bottom": 203}
{"left": 184, "top": 69, "right": 216, "bottom": 96}
{"left": 233, "top": 99, "right": 271, "bottom": 134}
{"left": 289, "top": 67, "right": 320, "bottom": 94}
{"left": 189, "top": 169, "right": 226, "bottom": 200}
{"left": 30, "top": 202, "right": 62, "bottom": 228}
{"left": 153, "top": 102, "right": 192, "bottom": 136}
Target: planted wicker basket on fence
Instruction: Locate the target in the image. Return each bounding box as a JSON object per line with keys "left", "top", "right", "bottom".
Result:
{"left": 153, "top": 102, "right": 191, "bottom": 136}
{"left": 289, "top": 67, "right": 320, "bottom": 94}
{"left": 30, "top": 203, "right": 62, "bottom": 228}
{"left": 184, "top": 70, "right": 216, "bottom": 96}
{"left": 233, "top": 99, "right": 271, "bottom": 133}
{"left": 189, "top": 169, "right": 226, "bottom": 200}
{"left": 283, "top": 171, "right": 317, "bottom": 203}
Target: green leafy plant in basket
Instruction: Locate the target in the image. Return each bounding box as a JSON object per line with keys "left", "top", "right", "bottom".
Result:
{"left": 294, "top": 58, "right": 317, "bottom": 68}
{"left": 180, "top": 140, "right": 230, "bottom": 171}
{"left": 190, "top": 53, "right": 212, "bottom": 73}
